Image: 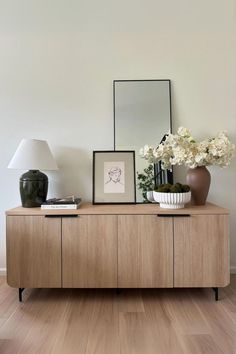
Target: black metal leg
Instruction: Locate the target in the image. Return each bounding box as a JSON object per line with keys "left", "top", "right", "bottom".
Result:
{"left": 212, "top": 287, "right": 219, "bottom": 301}
{"left": 19, "top": 288, "right": 25, "bottom": 302}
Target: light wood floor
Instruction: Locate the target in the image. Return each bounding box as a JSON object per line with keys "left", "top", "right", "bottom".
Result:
{"left": 1, "top": 276, "right": 236, "bottom": 354}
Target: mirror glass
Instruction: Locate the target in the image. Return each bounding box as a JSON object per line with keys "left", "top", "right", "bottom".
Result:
{"left": 114, "top": 80, "right": 172, "bottom": 203}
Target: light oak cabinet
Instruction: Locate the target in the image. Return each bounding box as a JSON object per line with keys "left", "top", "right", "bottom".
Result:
{"left": 118, "top": 215, "right": 173, "bottom": 288}
{"left": 7, "top": 216, "right": 61, "bottom": 288}
{"left": 62, "top": 215, "right": 117, "bottom": 288}
{"left": 6, "top": 203, "right": 230, "bottom": 300}
{"left": 174, "top": 214, "right": 230, "bottom": 287}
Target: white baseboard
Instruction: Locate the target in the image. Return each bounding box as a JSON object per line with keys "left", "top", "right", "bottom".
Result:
{"left": 0, "top": 268, "right": 6, "bottom": 276}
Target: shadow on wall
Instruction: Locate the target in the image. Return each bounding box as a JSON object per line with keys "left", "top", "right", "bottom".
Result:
{"left": 47, "top": 146, "right": 92, "bottom": 201}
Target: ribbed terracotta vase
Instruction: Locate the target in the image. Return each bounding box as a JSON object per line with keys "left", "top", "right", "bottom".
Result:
{"left": 186, "top": 166, "right": 211, "bottom": 205}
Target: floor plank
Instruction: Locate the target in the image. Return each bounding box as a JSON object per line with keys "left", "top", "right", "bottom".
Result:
{"left": 142, "top": 289, "right": 186, "bottom": 354}
{"left": 51, "top": 289, "right": 95, "bottom": 354}
{"left": 182, "top": 334, "right": 224, "bottom": 354}
{"left": 189, "top": 288, "right": 236, "bottom": 353}
{"left": 1, "top": 277, "right": 236, "bottom": 354}
{"left": 85, "top": 291, "right": 120, "bottom": 354}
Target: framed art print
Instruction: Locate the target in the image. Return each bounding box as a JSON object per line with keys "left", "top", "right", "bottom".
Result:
{"left": 93, "top": 151, "right": 136, "bottom": 204}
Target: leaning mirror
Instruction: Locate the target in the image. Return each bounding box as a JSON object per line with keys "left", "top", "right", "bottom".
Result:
{"left": 114, "top": 79, "right": 173, "bottom": 203}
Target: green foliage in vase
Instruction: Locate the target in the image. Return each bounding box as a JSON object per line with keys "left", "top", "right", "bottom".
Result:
{"left": 155, "top": 182, "right": 190, "bottom": 193}
{"left": 137, "top": 164, "right": 155, "bottom": 202}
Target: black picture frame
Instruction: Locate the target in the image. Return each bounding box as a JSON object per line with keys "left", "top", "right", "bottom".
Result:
{"left": 93, "top": 150, "right": 136, "bottom": 204}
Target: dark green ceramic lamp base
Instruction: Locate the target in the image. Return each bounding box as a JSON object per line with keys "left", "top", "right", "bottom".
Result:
{"left": 20, "top": 170, "right": 48, "bottom": 208}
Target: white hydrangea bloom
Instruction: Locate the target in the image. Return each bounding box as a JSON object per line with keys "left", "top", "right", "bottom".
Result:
{"left": 140, "top": 128, "right": 235, "bottom": 170}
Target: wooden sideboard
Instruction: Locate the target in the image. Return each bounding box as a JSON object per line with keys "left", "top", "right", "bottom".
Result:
{"left": 6, "top": 203, "right": 230, "bottom": 301}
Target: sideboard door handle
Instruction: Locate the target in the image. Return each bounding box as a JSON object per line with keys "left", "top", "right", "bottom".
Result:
{"left": 157, "top": 214, "right": 191, "bottom": 218}
{"left": 45, "top": 215, "right": 79, "bottom": 218}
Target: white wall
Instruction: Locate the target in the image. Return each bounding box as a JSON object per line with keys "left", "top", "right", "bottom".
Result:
{"left": 1, "top": 0, "right": 236, "bottom": 272}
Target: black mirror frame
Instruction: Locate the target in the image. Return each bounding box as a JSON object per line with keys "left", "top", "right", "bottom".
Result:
{"left": 113, "top": 79, "right": 174, "bottom": 203}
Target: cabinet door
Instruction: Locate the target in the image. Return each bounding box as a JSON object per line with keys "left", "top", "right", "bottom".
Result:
{"left": 118, "top": 215, "right": 173, "bottom": 288}
{"left": 62, "top": 215, "right": 117, "bottom": 288}
{"left": 7, "top": 216, "right": 61, "bottom": 288}
{"left": 174, "top": 215, "right": 230, "bottom": 287}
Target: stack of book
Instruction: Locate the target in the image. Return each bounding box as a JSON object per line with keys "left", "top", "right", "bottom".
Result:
{"left": 41, "top": 196, "right": 82, "bottom": 210}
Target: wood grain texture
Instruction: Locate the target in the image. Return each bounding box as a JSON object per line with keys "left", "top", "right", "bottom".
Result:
{"left": 1, "top": 276, "right": 236, "bottom": 354}
{"left": 62, "top": 215, "right": 117, "bottom": 288}
{"left": 188, "top": 288, "right": 236, "bottom": 353}
{"left": 174, "top": 215, "right": 230, "bottom": 287}
{"left": 6, "top": 202, "right": 229, "bottom": 216}
{"left": 6, "top": 216, "right": 61, "bottom": 288}
{"left": 118, "top": 215, "right": 173, "bottom": 288}
{"left": 6, "top": 207, "right": 230, "bottom": 290}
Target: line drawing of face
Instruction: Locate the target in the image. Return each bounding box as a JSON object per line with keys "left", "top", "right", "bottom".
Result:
{"left": 106, "top": 166, "right": 123, "bottom": 184}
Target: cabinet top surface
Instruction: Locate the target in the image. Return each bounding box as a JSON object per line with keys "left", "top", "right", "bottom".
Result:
{"left": 6, "top": 202, "right": 229, "bottom": 216}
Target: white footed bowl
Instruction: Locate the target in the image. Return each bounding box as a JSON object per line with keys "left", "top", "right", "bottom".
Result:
{"left": 153, "top": 191, "right": 191, "bottom": 209}
{"left": 146, "top": 191, "right": 155, "bottom": 202}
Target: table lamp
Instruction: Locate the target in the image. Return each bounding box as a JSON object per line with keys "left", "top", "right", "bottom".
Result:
{"left": 8, "top": 139, "right": 58, "bottom": 207}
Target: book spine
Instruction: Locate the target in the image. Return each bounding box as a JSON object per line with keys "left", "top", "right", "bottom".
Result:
{"left": 41, "top": 205, "right": 77, "bottom": 210}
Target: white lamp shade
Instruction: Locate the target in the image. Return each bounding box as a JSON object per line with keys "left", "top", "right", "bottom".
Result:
{"left": 8, "top": 139, "right": 58, "bottom": 171}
